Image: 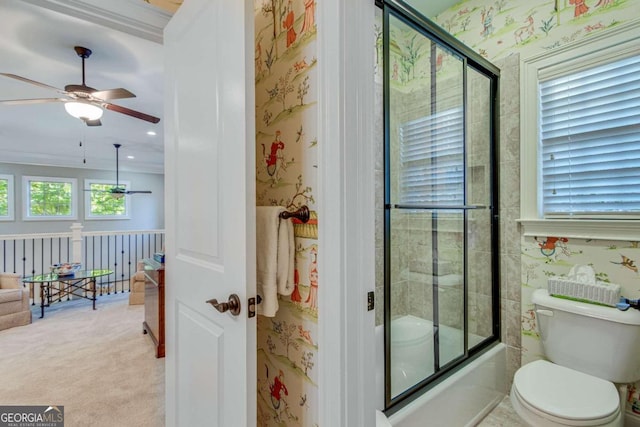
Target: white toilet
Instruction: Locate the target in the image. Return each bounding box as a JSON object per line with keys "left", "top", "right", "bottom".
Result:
{"left": 511, "top": 288, "right": 640, "bottom": 427}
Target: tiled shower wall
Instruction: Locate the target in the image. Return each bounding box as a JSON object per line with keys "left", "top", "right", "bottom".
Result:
{"left": 496, "top": 54, "right": 522, "bottom": 387}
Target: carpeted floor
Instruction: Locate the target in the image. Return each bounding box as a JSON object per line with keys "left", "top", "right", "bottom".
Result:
{"left": 0, "top": 292, "right": 165, "bottom": 427}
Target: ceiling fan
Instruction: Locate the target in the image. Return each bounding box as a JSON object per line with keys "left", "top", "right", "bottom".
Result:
{"left": 0, "top": 46, "right": 160, "bottom": 126}
{"left": 86, "top": 144, "right": 152, "bottom": 197}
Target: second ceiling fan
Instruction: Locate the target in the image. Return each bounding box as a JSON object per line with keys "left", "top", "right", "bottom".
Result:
{"left": 0, "top": 46, "right": 160, "bottom": 126}
{"left": 86, "top": 144, "right": 152, "bottom": 197}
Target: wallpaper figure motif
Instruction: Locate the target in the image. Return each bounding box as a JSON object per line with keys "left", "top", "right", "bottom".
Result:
{"left": 611, "top": 254, "right": 638, "bottom": 273}
{"left": 570, "top": 0, "right": 590, "bottom": 18}
{"left": 304, "top": 244, "right": 318, "bottom": 311}
{"left": 268, "top": 368, "right": 290, "bottom": 422}
{"left": 301, "top": 0, "right": 316, "bottom": 33}
{"left": 262, "top": 130, "right": 288, "bottom": 186}
{"left": 283, "top": 1, "right": 298, "bottom": 48}
{"left": 480, "top": 6, "right": 495, "bottom": 37}
{"left": 534, "top": 236, "right": 570, "bottom": 261}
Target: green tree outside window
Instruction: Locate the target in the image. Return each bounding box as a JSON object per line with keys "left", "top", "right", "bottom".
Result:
{"left": 90, "top": 183, "right": 127, "bottom": 216}
{"left": 0, "top": 178, "right": 8, "bottom": 217}
{"left": 29, "top": 181, "right": 73, "bottom": 216}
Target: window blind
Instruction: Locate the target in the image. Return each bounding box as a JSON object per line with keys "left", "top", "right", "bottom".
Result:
{"left": 539, "top": 54, "right": 640, "bottom": 216}
{"left": 399, "top": 107, "right": 464, "bottom": 205}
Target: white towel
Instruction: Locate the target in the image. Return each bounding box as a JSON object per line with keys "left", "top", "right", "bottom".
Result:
{"left": 256, "top": 206, "right": 295, "bottom": 317}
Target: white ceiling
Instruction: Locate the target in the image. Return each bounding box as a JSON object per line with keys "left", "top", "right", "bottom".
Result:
{"left": 0, "top": 1, "right": 166, "bottom": 174}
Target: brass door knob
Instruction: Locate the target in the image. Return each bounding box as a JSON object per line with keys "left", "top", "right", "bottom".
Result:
{"left": 206, "top": 294, "right": 241, "bottom": 316}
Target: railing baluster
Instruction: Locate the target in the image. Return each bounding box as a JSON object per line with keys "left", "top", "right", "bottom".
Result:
{"left": 127, "top": 235, "right": 132, "bottom": 292}
{"left": 92, "top": 236, "right": 96, "bottom": 278}
{"left": 120, "top": 235, "right": 125, "bottom": 294}
{"left": 0, "top": 230, "right": 163, "bottom": 307}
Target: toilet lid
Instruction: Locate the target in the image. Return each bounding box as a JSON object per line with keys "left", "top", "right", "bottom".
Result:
{"left": 390, "top": 316, "right": 433, "bottom": 344}
{"left": 513, "top": 360, "right": 619, "bottom": 423}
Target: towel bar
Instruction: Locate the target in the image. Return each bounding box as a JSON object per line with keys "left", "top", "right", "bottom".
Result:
{"left": 279, "top": 205, "right": 310, "bottom": 223}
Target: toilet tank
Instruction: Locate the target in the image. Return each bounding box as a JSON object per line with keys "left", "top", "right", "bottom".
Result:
{"left": 533, "top": 288, "right": 640, "bottom": 383}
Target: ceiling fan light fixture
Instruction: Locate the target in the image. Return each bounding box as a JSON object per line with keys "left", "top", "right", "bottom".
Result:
{"left": 64, "top": 101, "right": 103, "bottom": 121}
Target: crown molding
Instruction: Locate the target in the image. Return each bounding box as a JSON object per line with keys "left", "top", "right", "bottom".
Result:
{"left": 22, "top": 0, "right": 172, "bottom": 44}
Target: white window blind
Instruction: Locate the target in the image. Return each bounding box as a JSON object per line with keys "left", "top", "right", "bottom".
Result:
{"left": 539, "top": 54, "right": 640, "bottom": 217}
{"left": 399, "top": 107, "right": 464, "bottom": 205}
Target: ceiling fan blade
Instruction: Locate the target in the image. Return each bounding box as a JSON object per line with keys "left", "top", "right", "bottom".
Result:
{"left": 0, "top": 98, "right": 66, "bottom": 105}
{"left": 85, "top": 118, "right": 102, "bottom": 127}
{"left": 0, "top": 73, "right": 67, "bottom": 94}
{"left": 103, "top": 102, "right": 160, "bottom": 123}
{"left": 126, "top": 190, "right": 153, "bottom": 194}
{"left": 91, "top": 88, "right": 136, "bottom": 100}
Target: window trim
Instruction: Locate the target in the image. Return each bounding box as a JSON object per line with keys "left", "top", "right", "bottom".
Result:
{"left": 84, "top": 179, "right": 131, "bottom": 220}
{"left": 519, "top": 21, "right": 640, "bottom": 240}
{"left": 22, "top": 175, "right": 78, "bottom": 221}
{"left": 0, "top": 174, "right": 15, "bottom": 221}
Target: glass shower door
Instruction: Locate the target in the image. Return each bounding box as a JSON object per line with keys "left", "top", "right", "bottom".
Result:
{"left": 382, "top": 2, "right": 499, "bottom": 408}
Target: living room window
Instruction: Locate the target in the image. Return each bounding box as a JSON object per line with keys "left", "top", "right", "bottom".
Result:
{"left": 23, "top": 176, "right": 77, "bottom": 220}
{"left": 0, "top": 174, "right": 14, "bottom": 221}
{"left": 519, "top": 22, "right": 640, "bottom": 239}
{"left": 84, "top": 179, "right": 131, "bottom": 220}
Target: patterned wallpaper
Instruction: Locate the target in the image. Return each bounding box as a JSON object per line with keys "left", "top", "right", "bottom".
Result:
{"left": 435, "top": 0, "right": 640, "bottom": 61}
{"left": 521, "top": 237, "right": 640, "bottom": 364}
{"left": 255, "top": 1, "right": 319, "bottom": 426}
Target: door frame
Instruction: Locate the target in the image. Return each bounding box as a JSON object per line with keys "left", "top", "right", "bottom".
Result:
{"left": 34, "top": 0, "right": 378, "bottom": 425}
{"left": 317, "top": 0, "right": 376, "bottom": 425}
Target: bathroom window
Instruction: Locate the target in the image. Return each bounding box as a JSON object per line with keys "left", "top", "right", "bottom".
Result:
{"left": 23, "top": 176, "right": 77, "bottom": 220}
{"left": 399, "top": 107, "right": 464, "bottom": 205}
{"left": 0, "top": 174, "right": 14, "bottom": 221}
{"left": 539, "top": 54, "right": 640, "bottom": 217}
{"left": 520, "top": 23, "right": 640, "bottom": 238}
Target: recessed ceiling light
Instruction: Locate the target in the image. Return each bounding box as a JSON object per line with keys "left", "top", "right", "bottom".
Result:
{"left": 147, "top": 131, "right": 156, "bottom": 136}
{"left": 127, "top": 155, "right": 135, "bottom": 159}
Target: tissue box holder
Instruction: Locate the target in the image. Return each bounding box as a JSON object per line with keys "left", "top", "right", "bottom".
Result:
{"left": 548, "top": 277, "right": 621, "bottom": 307}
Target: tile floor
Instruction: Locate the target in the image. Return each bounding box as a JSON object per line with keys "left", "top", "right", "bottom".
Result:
{"left": 479, "top": 396, "right": 640, "bottom": 427}
{"left": 476, "top": 395, "right": 528, "bottom": 426}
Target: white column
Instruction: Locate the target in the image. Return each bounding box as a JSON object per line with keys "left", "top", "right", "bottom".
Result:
{"left": 70, "top": 223, "right": 84, "bottom": 264}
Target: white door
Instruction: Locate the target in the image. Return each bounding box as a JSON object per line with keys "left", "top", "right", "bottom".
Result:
{"left": 163, "top": 0, "right": 255, "bottom": 426}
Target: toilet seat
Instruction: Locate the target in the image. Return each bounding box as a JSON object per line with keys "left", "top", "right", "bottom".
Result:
{"left": 512, "top": 360, "right": 620, "bottom": 426}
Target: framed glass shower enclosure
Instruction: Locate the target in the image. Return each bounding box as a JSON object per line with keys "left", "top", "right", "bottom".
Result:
{"left": 379, "top": 0, "right": 501, "bottom": 411}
